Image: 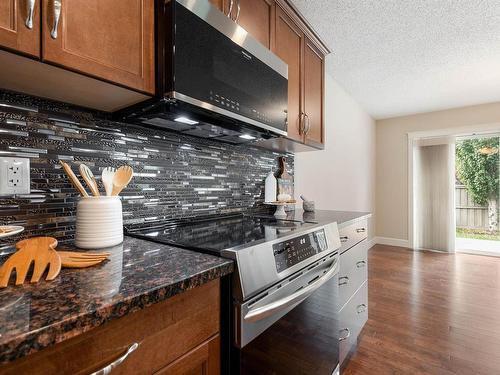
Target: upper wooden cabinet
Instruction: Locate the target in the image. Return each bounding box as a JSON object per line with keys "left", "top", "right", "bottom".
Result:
{"left": 273, "top": 2, "right": 327, "bottom": 148}
{"left": 208, "top": 0, "right": 224, "bottom": 12}
{"left": 41, "top": 0, "right": 155, "bottom": 94}
{"left": 235, "top": 0, "right": 274, "bottom": 49}
{"left": 0, "top": 0, "right": 40, "bottom": 56}
{"left": 274, "top": 5, "right": 303, "bottom": 142}
{"left": 303, "top": 37, "right": 324, "bottom": 146}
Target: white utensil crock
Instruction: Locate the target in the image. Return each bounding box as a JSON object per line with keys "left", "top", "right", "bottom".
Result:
{"left": 75, "top": 196, "right": 123, "bottom": 249}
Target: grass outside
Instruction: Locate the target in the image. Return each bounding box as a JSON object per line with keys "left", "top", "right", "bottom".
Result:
{"left": 456, "top": 228, "right": 500, "bottom": 241}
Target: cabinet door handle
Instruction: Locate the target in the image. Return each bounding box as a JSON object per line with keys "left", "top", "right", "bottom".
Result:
{"left": 356, "top": 304, "right": 367, "bottom": 314}
{"left": 25, "top": 0, "right": 35, "bottom": 29}
{"left": 235, "top": 0, "right": 241, "bottom": 22}
{"left": 50, "top": 0, "right": 62, "bottom": 39}
{"left": 339, "top": 276, "right": 349, "bottom": 286}
{"left": 304, "top": 113, "right": 311, "bottom": 135}
{"left": 299, "top": 112, "right": 305, "bottom": 134}
{"left": 340, "top": 235, "right": 348, "bottom": 243}
{"left": 356, "top": 228, "right": 366, "bottom": 233}
{"left": 227, "top": 0, "right": 234, "bottom": 18}
{"left": 90, "top": 343, "right": 139, "bottom": 375}
{"left": 356, "top": 260, "right": 366, "bottom": 268}
{"left": 339, "top": 328, "right": 351, "bottom": 341}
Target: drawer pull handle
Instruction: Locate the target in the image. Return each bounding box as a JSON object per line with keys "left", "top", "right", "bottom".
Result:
{"left": 339, "top": 276, "right": 349, "bottom": 286}
{"left": 339, "top": 328, "right": 351, "bottom": 341}
{"left": 227, "top": 0, "right": 233, "bottom": 18}
{"left": 356, "top": 228, "right": 366, "bottom": 233}
{"left": 357, "top": 304, "right": 367, "bottom": 314}
{"left": 356, "top": 260, "right": 367, "bottom": 268}
{"left": 25, "top": 0, "right": 35, "bottom": 29}
{"left": 50, "top": 0, "right": 62, "bottom": 39}
{"left": 340, "top": 236, "right": 349, "bottom": 243}
{"left": 90, "top": 342, "right": 139, "bottom": 375}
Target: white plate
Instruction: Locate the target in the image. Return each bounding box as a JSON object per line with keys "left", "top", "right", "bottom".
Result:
{"left": 0, "top": 226, "right": 24, "bottom": 238}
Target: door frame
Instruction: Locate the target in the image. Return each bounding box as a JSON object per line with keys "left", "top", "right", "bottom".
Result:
{"left": 407, "top": 122, "right": 500, "bottom": 250}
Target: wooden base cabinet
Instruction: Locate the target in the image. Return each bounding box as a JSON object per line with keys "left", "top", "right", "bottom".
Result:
{"left": 0, "top": 280, "right": 221, "bottom": 375}
{"left": 0, "top": 0, "right": 40, "bottom": 56}
{"left": 155, "top": 335, "right": 220, "bottom": 375}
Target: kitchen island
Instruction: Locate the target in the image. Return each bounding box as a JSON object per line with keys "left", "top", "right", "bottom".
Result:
{"left": 0, "top": 236, "right": 233, "bottom": 373}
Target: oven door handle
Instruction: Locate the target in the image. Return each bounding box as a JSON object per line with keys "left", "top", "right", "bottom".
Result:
{"left": 243, "top": 258, "right": 339, "bottom": 323}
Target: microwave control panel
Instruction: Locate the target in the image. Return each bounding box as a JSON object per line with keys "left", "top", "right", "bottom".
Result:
{"left": 273, "top": 229, "right": 328, "bottom": 273}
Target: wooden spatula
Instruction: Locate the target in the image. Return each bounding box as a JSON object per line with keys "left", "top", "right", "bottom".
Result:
{"left": 58, "top": 251, "right": 110, "bottom": 268}
{"left": 79, "top": 164, "right": 100, "bottom": 196}
{"left": 60, "top": 161, "right": 89, "bottom": 197}
{"left": 111, "top": 165, "right": 133, "bottom": 196}
{"left": 0, "top": 237, "right": 62, "bottom": 288}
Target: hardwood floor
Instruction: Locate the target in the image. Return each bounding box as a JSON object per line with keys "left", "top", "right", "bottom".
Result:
{"left": 343, "top": 244, "right": 500, "bottom": 375}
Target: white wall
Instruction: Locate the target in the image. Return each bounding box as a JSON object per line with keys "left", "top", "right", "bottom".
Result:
{"left": 376, "top": 101, "right": 500, "bottom": 242}
{"left": 294, "top": 73, "right": 376, "bottom": 236}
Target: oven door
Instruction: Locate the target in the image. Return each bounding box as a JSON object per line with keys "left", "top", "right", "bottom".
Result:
{"left": 233, "top": 254, "right": 340, "bottom": 375}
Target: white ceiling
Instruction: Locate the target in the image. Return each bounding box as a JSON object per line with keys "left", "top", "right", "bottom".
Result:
{"left": 290, "top": 0, "right": 500, "bottom": 119}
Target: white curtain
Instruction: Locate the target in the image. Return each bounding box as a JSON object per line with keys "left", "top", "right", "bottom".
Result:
{"left": 414, "top": 140, "right": 456, "bottom": 252}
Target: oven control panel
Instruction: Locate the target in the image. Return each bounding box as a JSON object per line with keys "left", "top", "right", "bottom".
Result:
{"left": 273, "top": 229, "right": 329, "bottom": 273}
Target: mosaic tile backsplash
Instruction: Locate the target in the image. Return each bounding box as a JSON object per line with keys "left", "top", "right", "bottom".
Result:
{"left": 0, "top": 90, "right": 292, "bottom": 247}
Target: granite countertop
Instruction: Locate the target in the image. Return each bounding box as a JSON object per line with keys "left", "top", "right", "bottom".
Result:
{"left": 0, "top": 236, "right": 233, "bottom": 364}
{"left": 284, "top": 209, "right": 371, "bottom": 228}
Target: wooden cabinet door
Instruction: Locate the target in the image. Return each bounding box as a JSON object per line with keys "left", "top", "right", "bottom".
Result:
{"left": 0, "top": 0, "right": 39, "bottom": 56}
{"left": 155, "top": 335, "right": 220, "bottom": 375}
{"left": 303, "top": 37, "right": 324, "bottom": 145}
{"left": 274, "top": 5, "right": 303, "bottom": 142}
{"left": 209, "top": 0, "right": 224, "bottom": 12}
{"left": 41, "top": 0, "right": 154, "bottom": 94}
{"left": 236, "top": 0, "right": 274, "bottom": 49}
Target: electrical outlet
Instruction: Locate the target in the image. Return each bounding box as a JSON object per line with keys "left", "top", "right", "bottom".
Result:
{"left": 0, "top": 157, "right": 30, "bottom": 195}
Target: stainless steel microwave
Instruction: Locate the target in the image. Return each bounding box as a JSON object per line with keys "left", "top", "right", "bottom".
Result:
{"left": 117, "top": 0, "right": 288, "bottom": 144}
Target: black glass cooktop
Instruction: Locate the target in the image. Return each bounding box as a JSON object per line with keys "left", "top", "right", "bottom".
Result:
{"left": 126, "top": 214, "right": 314, "bottom": 255}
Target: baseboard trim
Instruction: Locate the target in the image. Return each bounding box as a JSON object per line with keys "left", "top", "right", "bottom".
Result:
{"left": 371, "top": 236, "right": 410, "bottom": 249}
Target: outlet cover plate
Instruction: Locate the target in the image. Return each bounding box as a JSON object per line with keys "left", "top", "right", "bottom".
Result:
{"left": 0, "top": 157, "right": 30, "bottom": 195}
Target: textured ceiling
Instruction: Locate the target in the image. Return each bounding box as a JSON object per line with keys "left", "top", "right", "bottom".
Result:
{"left": 290, "top": 0, "right": 500, "bottom": 119}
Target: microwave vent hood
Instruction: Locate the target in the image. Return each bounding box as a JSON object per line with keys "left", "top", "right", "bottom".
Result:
{"left": 116, "top": 0, "right": 288, "bottom": 145}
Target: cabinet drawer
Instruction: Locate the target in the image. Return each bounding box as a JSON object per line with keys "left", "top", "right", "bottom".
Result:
{"left": 1, "top": 280, "right": 220, "bottom": 375}
{"left": 339, "top": 253, "right": 367, "bottom": 309}
{"left": 340, "top": 240, "right": 368, "bottom": 277}
{"left": 339, "top": 219, "right": 368, "bottom": 254}
{"left": 339, "top": 281, "right": 368, "bottom": 364}
{"left": 154, "top": 334, "right": 220, "bottom": 375}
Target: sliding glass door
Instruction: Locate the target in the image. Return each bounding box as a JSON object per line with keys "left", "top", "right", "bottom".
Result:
{"left": 455, "top": 134, "right": 500, "bottom": 256}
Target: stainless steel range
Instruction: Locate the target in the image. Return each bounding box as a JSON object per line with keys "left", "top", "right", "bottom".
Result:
{"left": 126, "top": 214, "right": 341, "bottom": 375}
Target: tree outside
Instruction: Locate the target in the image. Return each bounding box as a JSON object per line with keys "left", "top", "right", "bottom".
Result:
{"left": 455, "top": 137, "right": 499, "bottom": 236}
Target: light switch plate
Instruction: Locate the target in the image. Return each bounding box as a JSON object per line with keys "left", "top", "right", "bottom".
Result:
{"left": 0, "top": 157, "right": 30, "bottom": 195}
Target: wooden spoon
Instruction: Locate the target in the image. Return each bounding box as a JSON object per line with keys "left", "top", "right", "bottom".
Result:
{"left": 60, "top": 161, "right": 89, "bottom": 197}
{"left": 79, "top": 164, "right": 100, "bottom": 196}
{"left": 101, "top": 167, "right": 115, "bottom": 197}
{"left": 111, "top": 166, "right": 133, "bottom": 196}
{"left": 0, "top": 237, "right": 61, "bottom": 287}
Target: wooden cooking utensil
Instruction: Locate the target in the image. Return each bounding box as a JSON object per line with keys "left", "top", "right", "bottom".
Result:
{"left": 60, "top": 161, "right": 89, "bottom": 197}
{"left": 0, "top": 237, "right": 61, "bottom": 288}
{"left": 101, "top": 167, "right": 116, "bottom": 197}
{"left": 58, "top": 251, "right": 110, "bottom": 268}
{"left": 79, "top": 164, "right": 100, "bottom": 196}
{"left": 111, "top": 165, "right": 133, "bottom": 196}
